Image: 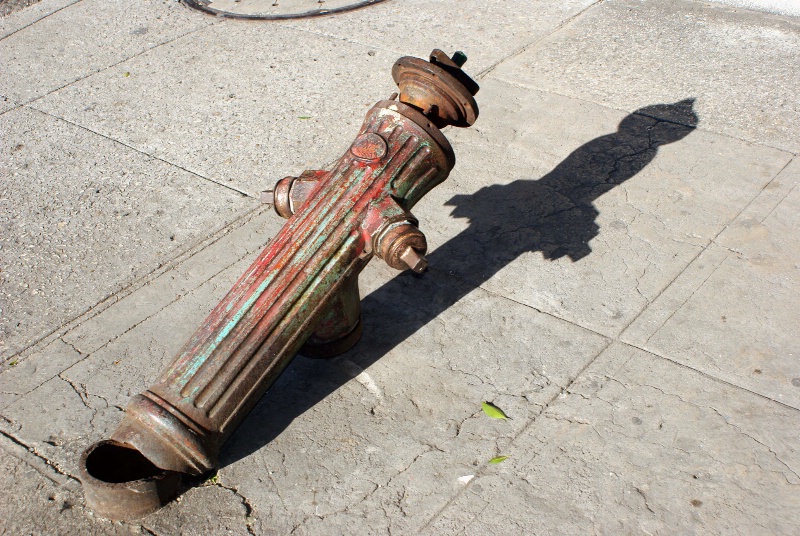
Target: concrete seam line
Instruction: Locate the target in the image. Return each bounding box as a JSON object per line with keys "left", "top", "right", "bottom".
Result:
{"left": 474, "top": 0, "right": 607, "bottom": 81}
{"left": 19, "top": 17, "right": 224, "bottom": 111}
{"left": 2, "top": 205, "right": 267, "bottom": 365}
{"left": 0, "top": 0, "right": 83, "bottom": 42}
{"left": 26, "top": 106, "right": 254, "bottom": 197}
{"left": 0, "top": 428, "right": 80, "bottom": 487}
{"left": 633, "top": 156, "right": 794, "bottom": 343}
{"left": 619, "top": 340, "right": 800, "bottom": 413}
{"left": 420, "top": 336, "right": 614, "bottom": 532}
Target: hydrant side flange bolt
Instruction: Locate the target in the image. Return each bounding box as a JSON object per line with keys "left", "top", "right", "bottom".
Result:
{"left": 79, "top": 50, "right": 479, "bottom": 521}
{"left": 375, "top": 221, "right": 428, "bottom": 273}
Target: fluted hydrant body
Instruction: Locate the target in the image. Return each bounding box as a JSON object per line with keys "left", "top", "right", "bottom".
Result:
{"left": 79, "top": 50, "right": 479, "bottom": 521}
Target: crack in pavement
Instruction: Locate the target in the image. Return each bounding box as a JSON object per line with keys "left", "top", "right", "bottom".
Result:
{"left": 205, "top": 476, "right": 259, "bottom": 536}
{"left": 0, "top": 428, "right": 79, "bottom": 486}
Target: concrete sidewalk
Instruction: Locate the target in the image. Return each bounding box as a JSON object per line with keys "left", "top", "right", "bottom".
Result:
{"left": 1, "top": 0, "right": 798, "bottom": 533}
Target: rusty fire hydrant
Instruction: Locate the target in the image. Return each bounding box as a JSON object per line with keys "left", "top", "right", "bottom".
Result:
{"left": 79, "top": 49, "right": 479, "bottom": 520}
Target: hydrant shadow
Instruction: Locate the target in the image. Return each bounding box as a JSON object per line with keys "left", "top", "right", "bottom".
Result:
{"left": 220, "top": 99, "right": 698, "bottom": 468}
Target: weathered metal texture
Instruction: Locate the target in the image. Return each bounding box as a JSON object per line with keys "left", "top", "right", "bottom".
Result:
{"left": 301, "top": 274, "right": 363, "bottom": 358}
{"left": 110, "top": 98, "right": 456, "bottom": 476}
{"left": 266, "top": 170, "right": 330, "bottom": 219}
{"left": 80, "top": 50, "right": 479, "bottom": 520}
{"left": 79, "top": 440, "right": 182, "bottom": 521}
{"left": 393, "top": 49, "right": 479, "bottom": 129}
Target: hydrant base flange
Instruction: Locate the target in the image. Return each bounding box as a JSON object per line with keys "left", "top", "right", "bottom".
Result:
{"left": 300, "top": 317, "right": 363, "bottom": 359}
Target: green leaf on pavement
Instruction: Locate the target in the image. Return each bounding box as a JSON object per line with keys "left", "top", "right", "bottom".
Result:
{"left": 488, "top": 455, "right": 509, "bottom": 464}
{"left": 482, "top": 401, "right": 509, "bottom": 420}
{"left": 298, "top": 116, "right": 312, "bottom": 120}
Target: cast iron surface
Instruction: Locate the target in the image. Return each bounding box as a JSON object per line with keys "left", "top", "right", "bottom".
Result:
{"left": 393, "top": 49, "right": 479, "bottom": 129}
{"left": 79, "top": 50, "right": 478, "bottom": 520}
{"left": 79, "top": 440, "right": 182, "bottom": 521}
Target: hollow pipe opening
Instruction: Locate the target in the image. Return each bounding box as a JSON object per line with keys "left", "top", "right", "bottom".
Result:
{"left": 84, "top": 441, "right": 163, "bottom": 482}
{"left": 79, "top": 440, "right": 182, "bottom": 521}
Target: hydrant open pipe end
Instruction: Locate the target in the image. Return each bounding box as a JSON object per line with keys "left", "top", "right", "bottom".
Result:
{"left": 79, "top": 440, "right": 182, "bottom": 521}
{"left": 79, "top": 49, "right": 479, "bottom": 520}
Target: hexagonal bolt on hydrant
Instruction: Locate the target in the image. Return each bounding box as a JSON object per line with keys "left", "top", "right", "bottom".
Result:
{"left": 79, "top": 49, "right": 479, "bottom": 521}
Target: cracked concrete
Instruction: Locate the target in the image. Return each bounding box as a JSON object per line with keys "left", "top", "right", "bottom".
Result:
{"left": 2, "top": 0, "right": 799, "bottom": 533}
{"left": 0, "top": 105, "right": 256, "bottom": 360}
{"left": 428, "top": 343, "right": 800, "bottom": 534}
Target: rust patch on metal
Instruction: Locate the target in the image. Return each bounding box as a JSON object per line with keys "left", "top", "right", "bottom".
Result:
{"left": 351, "top": 133, "right": 388, "bottom": 161}
{"left": 79, "top": 440, "right": 182, "bottom": 521}
{"left": 79, "top": 50, "right": 479, "bottom": 520}
{"left": 392, "top": 49, "right": 479, "bottom": 129}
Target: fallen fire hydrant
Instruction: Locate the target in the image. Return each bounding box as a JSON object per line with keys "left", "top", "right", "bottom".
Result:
{"left": 79, "top": 49, "right": 479, "bottom": 520}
